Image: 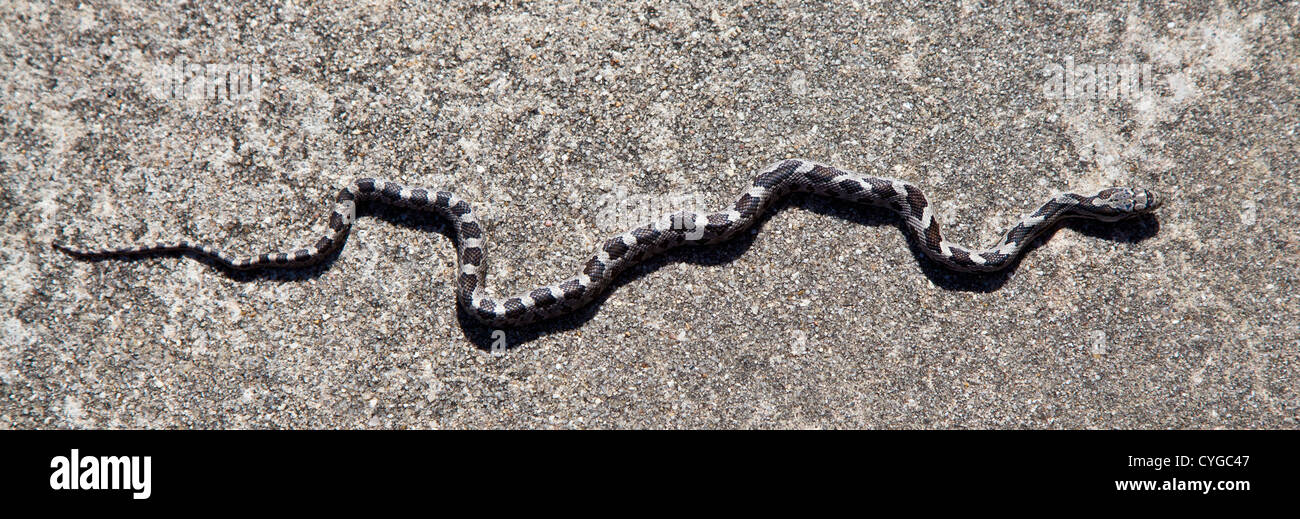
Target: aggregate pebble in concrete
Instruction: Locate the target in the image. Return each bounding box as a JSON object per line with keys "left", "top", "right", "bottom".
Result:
{"left": 1, "top": 2, "right": 1297, "bottom": 428}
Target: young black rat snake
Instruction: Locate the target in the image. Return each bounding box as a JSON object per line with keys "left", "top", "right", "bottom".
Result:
{"left": 55, "top": 159, "right": 1161, "bottom": 327}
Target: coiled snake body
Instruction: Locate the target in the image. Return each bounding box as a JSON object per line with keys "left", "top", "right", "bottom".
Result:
{"left": 55, "top": 159, "right": 1161, "bottom": 327}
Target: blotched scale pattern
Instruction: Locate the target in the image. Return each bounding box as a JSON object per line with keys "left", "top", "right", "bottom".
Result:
{"left": 54, "top": 159, "right": 1161, "bottom": 327}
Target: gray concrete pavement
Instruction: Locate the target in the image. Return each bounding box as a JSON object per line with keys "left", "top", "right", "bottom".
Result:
{"left": 1, "top": 1, "right": 1296, "bottom": 428}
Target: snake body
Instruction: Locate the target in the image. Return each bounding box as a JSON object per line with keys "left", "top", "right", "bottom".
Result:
{"left": 55, "top": 159, "right": 1160, "bottom": 327}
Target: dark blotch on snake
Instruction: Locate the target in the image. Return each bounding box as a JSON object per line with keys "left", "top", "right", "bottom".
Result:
{"left": 461, "top": 246, "right": 483, "bottom": 265}
{"left": 753, "top": 161, "right": 798, "bottom": 189}
{"left": 459, "top": 273, "right": 478, "bottom": 294}
{"left": 806, "top": 165, "right": 837, "bottom": 184}
{"left": 583, "top": 257, "right": 606, "bottom": 279}
{"left": 866, "top": 178, "right": 897, "bottom": 200}
{"left": 459, "top": 221, "right": 482, "bottom": 239}
{"left": 559, "top": 279, "right": 585, "bottom": 300}
{"left": 706, "top": 212, "right": 730, "bottom": 230}
{"left": 904, "top": 184, "right": 928, "bottom": 220}
{"left": 603, "top": 238, "right": 629, "bottom": 261}
{"left": 734, "top": 194, "right": 760, "bottom": 217}
{"left": 530, "top": 288, "right": 558, "bottom": 307}
{"left": 924, "top": 220, "right": 942, "bottom": 250}
{"left": 503, "top": 298, "right": 526, "bottom": 318}
{"left": 409, "top": 189, "right": 428, "bottom": 206}
{"left": 631, "top": 226, "right": 660, "bottom": 245}
{"left": 1004, "top": 224, "right": 1031, "bottom": 247}
{"left": 381, "top": 182, "right": 402, "bottom": 201}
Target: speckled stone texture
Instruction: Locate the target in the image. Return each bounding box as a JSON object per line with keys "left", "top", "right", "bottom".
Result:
{"left": 2, "top": 1, "right": 1296, "bottom": 428}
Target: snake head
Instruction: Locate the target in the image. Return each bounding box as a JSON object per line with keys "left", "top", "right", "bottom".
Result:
{"left": 1133, "top": 188, "right": 1161, "bottom": 212}
{"left": 1081, "top": 187, "right": 1161, "bottom": 221}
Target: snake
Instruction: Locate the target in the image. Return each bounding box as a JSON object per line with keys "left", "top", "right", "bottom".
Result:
{"left": 54, "top": 159, "right": 1161, "bottom": 327}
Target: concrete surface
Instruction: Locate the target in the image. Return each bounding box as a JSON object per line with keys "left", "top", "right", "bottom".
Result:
{"left": 1, "top": 1, "right": 1296, "bottom": 428}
